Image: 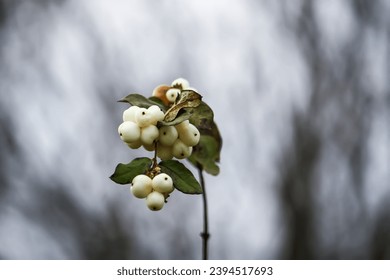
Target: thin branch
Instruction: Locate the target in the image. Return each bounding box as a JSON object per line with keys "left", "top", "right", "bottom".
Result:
{"left": 198, "top": 165, "right": 209, "bottom": 260}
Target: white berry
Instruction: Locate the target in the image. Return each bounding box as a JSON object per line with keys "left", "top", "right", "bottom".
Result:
{"left": 131, "top": 175, "right": 152, "bottom": 199}
{"left": 171, "top": 78, "right": 190, "bottom": 90}
{"left": 166, "top": 88, "right": 180, "bottom": 103}
{"left": 172, "top": 139, "right": 192, "bottom": 159}
{"left": 152, "top": 173, "right": 174, "bottom": 193}
{"left": 158, "top": 126, "right": 178, "bottom": 146}
{"left": 146, "top": 191, "right": 165, "bottom": 211}
{"left": 179, "top": 123, "right": 200, "bottom": 146}
{"left": 123, "top": 106, "right": 140, "bottom": 122}
{"left": 118, "top": 121, "right": 141, "bottom": 143}
{"left": 175, "top": 120, "right": 190, "bottom": 135}
{"left": 147, "top": 105, "right": 165, "bottom": 124}
{"left": 140, "top": 125, "right": 159, "bottom": 145}
{"left": 135, "top": 108, "right": 153, "bottom": 128}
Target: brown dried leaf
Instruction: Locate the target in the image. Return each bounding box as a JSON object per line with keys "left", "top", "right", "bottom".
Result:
{"left": 163, "top": 90, "right": 202, "bottom": 122}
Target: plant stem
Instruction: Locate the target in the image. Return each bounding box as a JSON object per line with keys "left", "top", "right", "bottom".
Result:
{"left": 198, "top": 165, "right": 209, "bottom": 260}
{"left": 151, "top": 141, "right": 158, "bottom": 168}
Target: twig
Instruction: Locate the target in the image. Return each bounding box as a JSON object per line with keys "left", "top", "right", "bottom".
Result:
{"left": 198, "top": 165, "right": 209, "bottom": 260}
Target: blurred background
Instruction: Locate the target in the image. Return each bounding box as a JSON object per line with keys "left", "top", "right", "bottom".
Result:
{"left": 0, "top": 0, "right": 389, "bottom": 259}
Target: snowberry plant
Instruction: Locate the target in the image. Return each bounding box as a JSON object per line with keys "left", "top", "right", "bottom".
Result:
{"left": 110, "top": 78, "right": 222, "bottom": 259}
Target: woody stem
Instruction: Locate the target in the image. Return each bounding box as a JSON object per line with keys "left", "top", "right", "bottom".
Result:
{"left": 198, "top": 165, "right": 209, "bottom": 260}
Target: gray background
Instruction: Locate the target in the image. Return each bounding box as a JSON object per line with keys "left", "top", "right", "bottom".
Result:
{"left": 0, "top": 0, "right": 389, "bottom": 259}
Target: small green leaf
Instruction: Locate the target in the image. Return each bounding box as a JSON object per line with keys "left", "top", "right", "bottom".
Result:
{"left": 118, "top": 94, "right": 165, "bottom": 110}
{"left": 110, "top": 157, "right": 152, "bottom": 185}
{"left": 188, "top": 135, "right": 221, "bottom": 175}
{"left": 159, "top": 160, "right": 202, "bottom": 194}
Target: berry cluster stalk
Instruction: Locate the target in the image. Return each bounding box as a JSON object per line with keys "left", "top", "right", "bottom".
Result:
{"left": 198, "top": 165, "right": 209, "bottom": 260}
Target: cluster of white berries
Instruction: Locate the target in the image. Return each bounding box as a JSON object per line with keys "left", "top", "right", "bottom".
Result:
{"left": 117, "top": 78, "right": 201, "bottom": 211}
{"left": 157, "top": 120, "right": 200, "bottom": 160}
{"left": 118, "top": 107, "right": 200, "bottom": 160}
{"left": 118, "top": 104, "right": 164, "bottom": 150}
{"left": 131, "top": 173, "right": 174, "bottom": 211}
{"left": 117, "top": 78, "right": 200, "bottom": 160}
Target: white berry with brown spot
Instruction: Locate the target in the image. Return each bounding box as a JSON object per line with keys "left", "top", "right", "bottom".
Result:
{"left": 152, "top": 173, "right": 174, "bottom": 193}
{"left": 159, "top": 125, "right": 178, "bottom": 146}
{"left": 131, "top": 174, "right": 152, "bottom": 199}
{"left": 172, "top": 138, "right": 192, "bottom": 159}
{"left": 118, "top": 121, "right": 141, "bottom": 143}
{"left": 146, "top": 191, "right": 165, "bottom": 211}
{"left": 147, "top": 105, "right": 165, "bottom": 124}
{"left": 135, "top": 108, "right": 153, "bottom": 128}
{"left": 179, "top": 123, "right": 200, "bottom": 146}
{"left": 166, "top": 88, "right": 181, "bottom": 103}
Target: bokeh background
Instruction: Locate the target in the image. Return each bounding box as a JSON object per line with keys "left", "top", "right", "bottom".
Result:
{"left": 0, "top": 0, "right": 389, "bottom": 259}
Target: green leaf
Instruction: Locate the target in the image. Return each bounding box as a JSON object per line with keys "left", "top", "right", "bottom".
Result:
{"left": 189, "top": 101, "right": 214, "bottom": 131}
{"left": 189, "top": 102, "right": 222, "bottom": 151}
{"left": 118, "top": 94, "right": 165, "bottom": 110}
{"left": 186, "top": 101, "right": 222, "bottom": 175}
{"left": 159, "top": 160, "right": 202, "bottom": 194}
{"left": 110, "top": 157, "right": 152, "bottom": 185}
{"left": 188, "top": 135, "right": 220, "bottom": 175}
{"left": 203, "top": 121, "right": 222, "bottom": 163}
